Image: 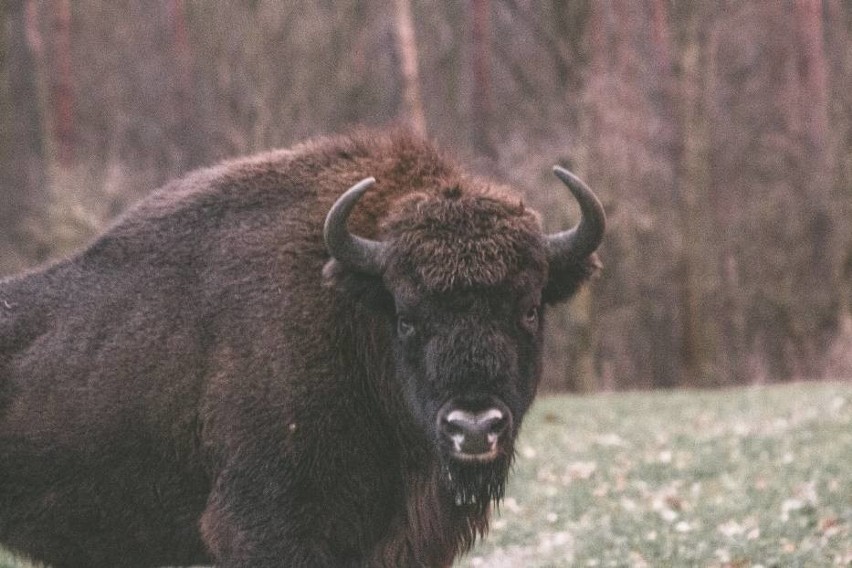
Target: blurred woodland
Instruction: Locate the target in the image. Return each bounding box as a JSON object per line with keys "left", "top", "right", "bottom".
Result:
{"left": 1, "top": 0, "right": 851, "bottom": 391}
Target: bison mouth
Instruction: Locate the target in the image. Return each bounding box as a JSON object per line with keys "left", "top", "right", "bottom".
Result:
{"left": 435, "top": 397, "right": 514, "bottom": 508}
{"left": 440, "top": 452, "right": 513, "bottom": 509}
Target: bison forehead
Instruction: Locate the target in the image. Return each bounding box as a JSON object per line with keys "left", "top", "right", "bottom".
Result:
{"left": 382, "top": 193, "right": 547, "bottom": 292}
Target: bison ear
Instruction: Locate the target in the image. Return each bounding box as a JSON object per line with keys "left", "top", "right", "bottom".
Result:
{"left": 542, "top": 252, "right": 602, "bottom": 305}
{"left": 322, "top": 259, "right": 394, "bottom": 312}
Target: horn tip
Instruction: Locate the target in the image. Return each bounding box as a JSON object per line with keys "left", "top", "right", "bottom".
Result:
{"left": 351, "top": 176, "right": 376, "bottom": 194}
{"left": 552, "top": 165, "right": 576, "bottom": 183}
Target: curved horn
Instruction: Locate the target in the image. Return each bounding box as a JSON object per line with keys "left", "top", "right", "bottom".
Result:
{"left": 546, "top": 166, "right": 606, "bottom": 261}
{"left": 323, "top": 177, "right": 387, "bottom": 275}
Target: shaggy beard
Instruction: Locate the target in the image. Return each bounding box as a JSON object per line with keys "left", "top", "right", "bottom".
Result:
{"left": 440, "top": 453, "right": 513, "bottom": 515}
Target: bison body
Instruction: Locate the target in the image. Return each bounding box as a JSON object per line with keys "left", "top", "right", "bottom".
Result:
{"left": 0, "top": 130, "right": 603, "bottom": 567}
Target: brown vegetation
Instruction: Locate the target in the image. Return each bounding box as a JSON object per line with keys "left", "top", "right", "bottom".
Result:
{"left": 1, "top": 0, "right": 850, "bottom": 390}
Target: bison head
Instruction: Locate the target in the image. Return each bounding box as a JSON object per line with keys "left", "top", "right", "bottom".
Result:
{"left": 323, "top": 168, "right": 604, "bottom": 505}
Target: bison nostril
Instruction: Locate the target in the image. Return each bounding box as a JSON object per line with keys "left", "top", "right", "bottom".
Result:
{"left": 485, "top": 415, "right": 507, "bottom": 436}
{"left": 442, "top": 419, "right": 465, "bottom": 436}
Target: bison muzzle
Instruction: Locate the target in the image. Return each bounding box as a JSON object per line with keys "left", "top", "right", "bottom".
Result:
{"left": 0, "top": 130, "right": 604, "bottom": 567}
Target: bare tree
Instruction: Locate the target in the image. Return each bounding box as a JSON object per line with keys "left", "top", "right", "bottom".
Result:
{"left": 791, "top": 0, "right": 837, "bottom": 377}
{"left": 0, "top": 0, "right": 47, "bottom": 273}
{"left": 673, "top": 2, "right": 719, "bottom": 386}
{"left": 52, "top": 0, "right": 74, "bottom": 166}
{"left": 2, "top": 1, "right": 851, "bottom": 387}
{"left": 470, "top": 0, "right": 495, "bottom": 157}
{"left": 393, "top": 0, "right": 427, "bottom": 136}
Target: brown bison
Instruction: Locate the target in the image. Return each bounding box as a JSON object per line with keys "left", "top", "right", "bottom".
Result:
{"left": 0, "top": 130, "right": 604, "bottom": 567}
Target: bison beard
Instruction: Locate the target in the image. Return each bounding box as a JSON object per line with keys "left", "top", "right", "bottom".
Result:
{"left": 0, "top": 128, "right": 604, "bottom": 567}
{"left": 441, "top": 453, "right": 512, "bottom": 511}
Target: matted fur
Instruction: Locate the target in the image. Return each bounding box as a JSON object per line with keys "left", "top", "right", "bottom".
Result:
{"left": 0, "top": 128, "right": 600, "bottom": 567}
{"left": 381, "top": 188, "right": 547, "bottom": 293}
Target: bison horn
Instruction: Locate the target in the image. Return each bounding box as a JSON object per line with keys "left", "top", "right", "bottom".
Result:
{"left": 546, "top": 166, "right": 606, "bottom": 262}
{"left": 324, "top": 177, "right": 387, "bottom": 275}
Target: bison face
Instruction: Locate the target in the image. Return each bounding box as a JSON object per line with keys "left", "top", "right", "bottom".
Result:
{"left": 323, "top": 170, "right": 605, "bottom": 504}
{"left": 387, "top": 284, "right": 545, "bottom": 505}
{"left": 389, "top": 285, "right": 543, "bottom": 458}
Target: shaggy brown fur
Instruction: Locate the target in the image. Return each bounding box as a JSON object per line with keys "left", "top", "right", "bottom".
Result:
{"left": 0, "top": 129, "right": 600, "bottom": 567}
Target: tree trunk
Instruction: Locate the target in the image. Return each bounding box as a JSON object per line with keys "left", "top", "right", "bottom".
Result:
{"left": 676, "top": 4, "right": 717, "bottom": 386}
{"left": 167, "top": 0, "right": 202, "bottom": 170}
{"left": 469, "top": 0, "right": 495, "bottom": 157}
{"left": 393, "top": 0, "right": 427, "bottom": 137}
{"left": 52, "top": 0, "right": 74, "bottom": 166}
{"left": 792, "top": 0, "right": 836, "bottom": 378}
{"left": 0, "top": 0, "right": 47, "bottom": 272}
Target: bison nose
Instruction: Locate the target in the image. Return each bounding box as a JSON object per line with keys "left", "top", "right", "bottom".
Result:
{"left": 439, "top": 407, "right": 510, "bottom": 460}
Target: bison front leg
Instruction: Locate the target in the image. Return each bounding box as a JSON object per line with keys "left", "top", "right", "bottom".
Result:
{"left": 200, "top": 462, "right": 344, "bottom": 568}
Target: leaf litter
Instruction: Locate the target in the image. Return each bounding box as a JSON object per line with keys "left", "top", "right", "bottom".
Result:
{"left": 459, "top": 382, "right": 852, "bottom": 567}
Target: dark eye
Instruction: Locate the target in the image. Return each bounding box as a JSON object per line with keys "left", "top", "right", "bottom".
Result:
{"left": 397, "top": 316, "right": 415, "bottom": 339}
{"left": 522, "top": 306, "right": 539, "bottom": 330}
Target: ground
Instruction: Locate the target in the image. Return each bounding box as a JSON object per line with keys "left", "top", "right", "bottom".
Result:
{"left": 2, "top": 382, "right": 850, "bottom": 567}
{"left": 459, "top": 382, "right": 852, "bottom": 567}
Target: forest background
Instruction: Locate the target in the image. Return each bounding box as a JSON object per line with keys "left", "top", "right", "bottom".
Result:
{"left": 1, "top": 0, "right": 850, "bottom": 392}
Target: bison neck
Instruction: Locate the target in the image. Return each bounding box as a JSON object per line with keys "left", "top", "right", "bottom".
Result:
{"left": 336, "top": 307, "right": 496, "bottom": 566}
{"left": 368, "top": 459, "right": 491, "bottom": 567}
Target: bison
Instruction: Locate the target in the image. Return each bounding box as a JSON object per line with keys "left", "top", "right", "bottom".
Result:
{"left": 0, "top": 129, "right": 604, "bottom": 567}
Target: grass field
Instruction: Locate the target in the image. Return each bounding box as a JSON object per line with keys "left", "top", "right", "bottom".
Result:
{"left": 2, "top": 382, "right": 850, "bottom": 567}
{"left": 459, "top": 382, "right": 852, "bottom": 567}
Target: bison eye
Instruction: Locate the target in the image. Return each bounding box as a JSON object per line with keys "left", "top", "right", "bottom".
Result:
{"left": 397, "top": 316, "right": 416, "bottom": 339}
{"left": 521, "top": 306, "right": 540, "bottom": 331}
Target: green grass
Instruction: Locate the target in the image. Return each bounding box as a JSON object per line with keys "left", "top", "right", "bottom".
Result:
{"left": 0, "top": 552, "right": 21, "bottom": 568}
{"left": 2, "top": 383, "right": 850, "bottom": 567}
{"left": 459, "top": 382, "right": 852, "bottom": 567}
